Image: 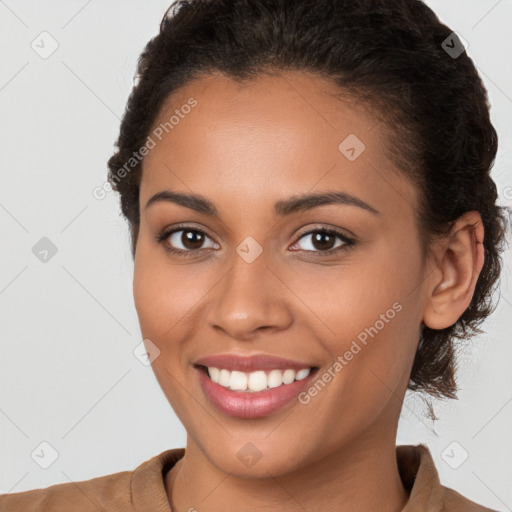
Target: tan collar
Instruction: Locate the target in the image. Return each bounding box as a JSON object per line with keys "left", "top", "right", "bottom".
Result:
{"left": 130, "top": 444, "right": 490, "bottom": 511}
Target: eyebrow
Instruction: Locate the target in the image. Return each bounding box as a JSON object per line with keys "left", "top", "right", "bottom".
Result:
{"left": 145, "top": 190, "right": 380, "bottom": 217}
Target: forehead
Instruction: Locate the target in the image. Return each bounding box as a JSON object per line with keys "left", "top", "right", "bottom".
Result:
{"left": 140, "top": 70, "right": 417, "bottom": 220}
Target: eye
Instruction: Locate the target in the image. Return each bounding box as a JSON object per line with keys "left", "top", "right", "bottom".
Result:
{"left": 289, "top": 227, "right": 355, "bottom": 256}
{"left": 156, "top": 224, "right": 356, "bottom": 259}
{"left": 156, "top": 225, "right": 219, "bottom": 257}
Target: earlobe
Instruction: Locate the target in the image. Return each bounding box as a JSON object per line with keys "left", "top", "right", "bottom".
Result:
{"left": 423, "top": 211, "right": 485, "bottom": 330}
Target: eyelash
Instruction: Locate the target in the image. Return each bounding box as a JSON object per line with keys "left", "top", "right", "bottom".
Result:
{"left": 155, "top": 224, "right": 356, "bottom": 259}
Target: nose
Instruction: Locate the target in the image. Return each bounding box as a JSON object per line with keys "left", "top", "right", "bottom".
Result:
{"left": 206, "top": 250, "right": 293, "bottom": 340}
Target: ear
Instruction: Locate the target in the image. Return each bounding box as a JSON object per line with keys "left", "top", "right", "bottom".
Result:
{"left": 422, "top": 211, "right": 485, "bottom": 330}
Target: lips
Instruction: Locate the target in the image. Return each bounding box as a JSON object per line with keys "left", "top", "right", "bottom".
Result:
{"left": 194, "top": 364, "right": 320, "bottom": 418}
{"left": 193, "top": 353, "right": 319, "bottom": 372}
{"left": 192, "top": 353, "right": 321, "bottom": 418}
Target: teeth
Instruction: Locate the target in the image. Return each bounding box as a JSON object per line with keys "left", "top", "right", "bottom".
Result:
{"left": 206, "top": 366, "right": 312, "bottom": 392}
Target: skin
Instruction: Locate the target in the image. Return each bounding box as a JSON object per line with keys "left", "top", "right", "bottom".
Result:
{"left": 132, "top": 70, "right": 485, "bottom": 512}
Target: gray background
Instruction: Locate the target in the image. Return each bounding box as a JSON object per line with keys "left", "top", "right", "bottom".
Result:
{"left": 1, "top": 0, "right": 511, "bottom": 509}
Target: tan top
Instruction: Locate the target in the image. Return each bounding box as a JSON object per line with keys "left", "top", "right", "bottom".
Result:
{"left": 0, "top": 444, "right": 496, "bottom": 511}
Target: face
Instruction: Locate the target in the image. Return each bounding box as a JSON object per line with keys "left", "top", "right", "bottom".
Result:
{"left": 133, "top": 70, "right": 430, "bottom": 477}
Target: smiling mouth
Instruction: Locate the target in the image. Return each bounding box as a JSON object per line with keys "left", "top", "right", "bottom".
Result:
{"left": 194, "top": 364, "right": 320, "bottom": 393}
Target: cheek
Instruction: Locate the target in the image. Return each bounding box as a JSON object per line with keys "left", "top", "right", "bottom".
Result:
{"left": 290, "top": 239, "right": 418, "bottom": 332}
{"left": 132, "top": 241, "right": 177, "bottom": 340}
{"left": 301, "top": 242, "right": 422, "bottom": 388}
{"left": 132, "top": 240, "right": 212, "bottom": 342}
{"left": 132, "top": 249, "right": 193, "bottom": 410}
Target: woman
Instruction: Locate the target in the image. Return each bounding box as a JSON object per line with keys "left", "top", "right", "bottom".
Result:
{"left": 1, "top": 0, "right": 509, "bottom": 510}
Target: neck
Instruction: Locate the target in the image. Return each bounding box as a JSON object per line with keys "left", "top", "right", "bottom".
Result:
{"left": 165, "top": 430, "right": 409, "bottom": 512}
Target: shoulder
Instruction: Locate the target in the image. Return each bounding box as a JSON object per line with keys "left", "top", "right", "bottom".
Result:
{"left": 441, "top": 485, "right": 499, "bottom": 512}
{"left": 0, "top": 469, "right": 133, "bottom": 512}
{"left": 397, "top": 444, "right": 498, "bottom": 512}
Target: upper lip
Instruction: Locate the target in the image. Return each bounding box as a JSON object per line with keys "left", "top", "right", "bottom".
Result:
{"left": 194, "top": 353, "right": 318, "bottom": 372}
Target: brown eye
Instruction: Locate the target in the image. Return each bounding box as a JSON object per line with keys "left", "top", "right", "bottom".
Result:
{"left": 310, "top": 232, "right": 337, "bottom": 251}
{"left": 158, "top": 227, "right": 219, "bottom": 256}
{"left": 178, "top": 230, "right": 206, "bottom": 250}
{"left": 290, "top": 228, "right": 355, "bottom": 256}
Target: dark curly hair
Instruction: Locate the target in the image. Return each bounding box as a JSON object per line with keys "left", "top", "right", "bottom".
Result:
{"left": 107, "top": 0, "right": 510, "bottom": 406}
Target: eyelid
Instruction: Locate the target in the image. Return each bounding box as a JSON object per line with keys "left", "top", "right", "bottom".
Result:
{"left": 294, "top": 223, "right": 354, "bottom": 240}
{"left": 159, "top": 222, "right": 216, "bottom": 241}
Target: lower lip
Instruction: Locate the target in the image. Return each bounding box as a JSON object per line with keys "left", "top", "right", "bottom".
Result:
{"left": 194, "top": 366, "right": 318, "bottom": 419}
